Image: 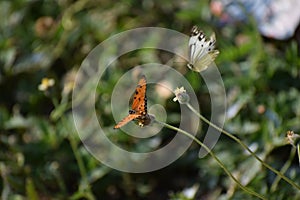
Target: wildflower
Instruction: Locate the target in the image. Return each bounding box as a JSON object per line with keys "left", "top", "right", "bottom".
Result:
{"left": 173, "top": 87, "right": 190, "bottom": 104}
{"left": 38, "top": 78, "right": 55, "bottom": 91}
{"left": 287, "top": 130, "right": 300, "bottom": 167}
{"left": 62, "top": 69, "right": 77, "bottom": 96}
{"left": 287, "top": 130, "right": 300, "bottom": 147}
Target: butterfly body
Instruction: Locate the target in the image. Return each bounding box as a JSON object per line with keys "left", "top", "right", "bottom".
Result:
{"left": 114, "top": 75, "right": 151, "bottom": 129}
{"left": 187, "top": 26, "right": 219, "bottom": 72}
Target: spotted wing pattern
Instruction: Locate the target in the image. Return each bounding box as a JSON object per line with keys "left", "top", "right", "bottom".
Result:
{"left": 113, "top": 75, "right": 149, "bottom": 129}
{"left": 130, "top": 75, "right": 147, "bottom": 115}
{"left": 187, "top": 26, "right": 219, "bottom": 72}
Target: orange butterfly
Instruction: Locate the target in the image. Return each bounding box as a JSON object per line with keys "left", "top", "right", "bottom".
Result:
{"left": 114, "top": 75, "right": 151, "bottom": 129}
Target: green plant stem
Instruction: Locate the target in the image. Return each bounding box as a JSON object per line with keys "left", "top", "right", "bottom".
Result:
{"left": 68, "top": 134, "right": 87, "bottom": 185}
{"left": 67, "top": 125, "right": 95, "bottom": 200}
{"left": 186, "top": 102, "right": 300, "bottom": 191}
{"left": 298, "top": 144, "right": 300, "bottom": 167}
{"left": 271, "top": 147, "right": 296, "bottom": 192}
{"left": 54, "top": 100, "right": 95, "bottom": 200}
{"left": 53, "top": 101, "right": 88, "bottom": 187}
{"left": 155, "top": 119, "right": 267, "bottom": 200}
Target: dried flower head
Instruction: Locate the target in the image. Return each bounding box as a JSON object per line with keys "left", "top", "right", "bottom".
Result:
{"left": 287, "top": 130, "right": 300, "bottom": 147}
{"left": 173, "top": 87, "right": 190, "bottom": 104}
{"left": 35, "top": 16, "right": 56, "bottom": 38}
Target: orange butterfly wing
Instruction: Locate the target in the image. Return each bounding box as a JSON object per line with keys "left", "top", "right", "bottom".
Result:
{"left": 113, "top": 75, "right": 148, "bottom": 129}
{"left": 113, "top": 114, "right": 140, "bottom": 129}
{"left": 131, "top": 75, "right": 147, "bottom": 115}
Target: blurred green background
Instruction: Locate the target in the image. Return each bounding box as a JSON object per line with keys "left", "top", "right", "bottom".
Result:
{"left": 1, "top": 0, "right": 300, "bottom": 199}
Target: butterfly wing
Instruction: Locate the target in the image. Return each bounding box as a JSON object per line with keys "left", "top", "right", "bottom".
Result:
{"left": 113, "top": 114, "right": 140, "bottom": 129}
{"left": 189, "top": 26, "right": 205, "bottom": 65}
{"left": 131, "top": 75, "right": 147, "bottom": 115}
{"left": 188, "top": 26, "right": 219, "bottom": 72}
{"left": 113, "top": 75, "right": 148, "bottom": 129}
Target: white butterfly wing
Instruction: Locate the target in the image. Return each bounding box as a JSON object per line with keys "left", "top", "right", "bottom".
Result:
{"left": 188, "top": 34, "right": 199, "bottom": 65}
{"left": 188, "top": 27, "right": 219, "bottom": 72}
{"left": 194, "top": 33, "right": 208, "bottom": 64}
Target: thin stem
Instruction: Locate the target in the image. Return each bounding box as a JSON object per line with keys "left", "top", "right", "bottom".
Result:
{"left": 186, "top": 102, "right": 300, "bottom": 191}
{"left": 155, "top": 119, "right": 267, "bottom": 200}
{"left": 60, "top": 116, "right": 95, "bottom": 200}
{"left": 298, "top": 144, "right": 300, "bottom": 167}
{"left": 52, "top": 100, "right": 89, "bottom": 190}
{"left": 271, "top": 147, "right": 296, "bottom": 192}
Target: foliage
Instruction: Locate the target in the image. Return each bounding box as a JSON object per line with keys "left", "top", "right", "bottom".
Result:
{"left": 1, "top": 0, "right": 300, "bottom": 199}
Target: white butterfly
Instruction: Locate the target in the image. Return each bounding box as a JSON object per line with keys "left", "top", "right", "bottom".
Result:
{"left": 187, "top": 26, "right": 219, "bottom": 72}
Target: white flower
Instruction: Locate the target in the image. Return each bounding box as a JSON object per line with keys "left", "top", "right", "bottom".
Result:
{"left": 173, "top": 87, "right": 190, "bottom": 104}
{"left": 38, "top": 78, "right": 55, "bottom": 91}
